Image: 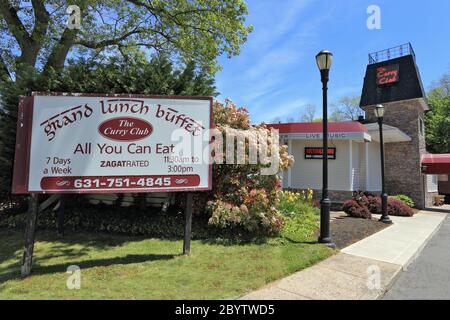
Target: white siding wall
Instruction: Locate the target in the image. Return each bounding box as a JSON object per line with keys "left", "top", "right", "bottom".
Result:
{"left": 289, "top": 140, "right": 352, "bottom": 191}
{"left": 367, "top": 141, "right": 382, "bottom": 191}
{"left": 281, "top": 139, "right": 381, "bottom": 192}
{"left": 351, "top": 141, "right": 361, "bottom": 190}
{"left": 358, "top": 142, "right": 368, "bottom": 190}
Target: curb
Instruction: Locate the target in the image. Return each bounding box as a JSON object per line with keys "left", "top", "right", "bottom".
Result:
{"left": 374, "top": 265, "right": 403, "bottom": 300}
{"left": 400, "top": 214, "right": 447, "bottom": 271}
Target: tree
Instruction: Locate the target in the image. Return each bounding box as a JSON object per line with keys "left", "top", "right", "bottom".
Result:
{"left": 205, "top": 100, "right": 294, "bottom": 235}
{"left": 271, "top": 117, "right": 283, "bottom": 124}
{"left": 0, "top": 53, "right": 217, "bottom": 195}
{"left": 329, "top": 110, "right": 345, "bottom": 122}
{"left": 299, "top": 104, "right": 316, "bottom": 122}
{"left": 331, "top": 96, "right": 363, "bottom": 121}
{"left": 0, "top": 0, "right": 249, "bottom": 196}
{"left": 286, "top": 116, "right": 295, "bottom": 123}
{"left": 425, "top": 72, "right": 450, "bottom": 154}
{"left": 0, "top": 0, "right": 252, "bottom": 80}
{"left": 428, "top": 73, "right": 450, "bottom": 100}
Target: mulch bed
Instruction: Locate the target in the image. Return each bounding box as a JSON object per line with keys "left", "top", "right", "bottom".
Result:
{"left": 321, "top": 215, "right": 391, "bottom": 249}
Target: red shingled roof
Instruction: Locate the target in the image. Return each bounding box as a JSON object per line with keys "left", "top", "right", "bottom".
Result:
{"left": 267, "top": 121, "right": 368, "bottom": 134}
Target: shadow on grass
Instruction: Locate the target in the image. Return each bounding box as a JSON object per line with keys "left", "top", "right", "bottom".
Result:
{"left": 199, "top": 237, "right": 270, "bottom": 246}
{"left": 281, "top": 238, "right": 318, "bottom": 245}
{"left": 0, "top": 253, "right": 178, "bottom": 286}
{"left": 0, "top": 229, "right": 180, "bottom": 284}
{"left": 0, "top": 229, "right": 151, "bottom": 262}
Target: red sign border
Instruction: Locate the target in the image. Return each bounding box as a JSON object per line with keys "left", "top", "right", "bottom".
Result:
{"left": 12, "top": 92, "right": 214, "bottom": 194}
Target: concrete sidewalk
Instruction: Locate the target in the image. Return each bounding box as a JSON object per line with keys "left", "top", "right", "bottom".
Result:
{"left": 241, "top": 208, "right": 448, "bottom": 300}
{"left": 384, "top": 212, "right": 450, "bottom": 299}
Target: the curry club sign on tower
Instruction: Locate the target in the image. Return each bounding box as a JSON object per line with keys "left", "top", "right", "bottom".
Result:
{"left": 12, "top": 93, "right": 213, "bottom": 194}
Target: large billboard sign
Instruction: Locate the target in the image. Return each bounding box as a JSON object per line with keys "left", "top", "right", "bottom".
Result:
{"left": 12, "top": 93, "right": 213, "bottom": 194}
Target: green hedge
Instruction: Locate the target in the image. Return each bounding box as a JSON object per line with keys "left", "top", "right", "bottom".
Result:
{"left": 0, "top": 204, "right": 219, "bottom": 240}
{"left": 0, "top": 203, "right": 277, "bottom": 241}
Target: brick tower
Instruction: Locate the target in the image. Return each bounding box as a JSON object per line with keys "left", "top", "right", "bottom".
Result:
{"left": 360, "top": 43, "right": 431, "bottom": 208}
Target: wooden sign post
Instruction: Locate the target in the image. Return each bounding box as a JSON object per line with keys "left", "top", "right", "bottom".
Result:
{"left": 21, "top": 194, "right": 39, "bottom": 277}
{"left": 183, "top": 193, "right": 193, "bottom": 254}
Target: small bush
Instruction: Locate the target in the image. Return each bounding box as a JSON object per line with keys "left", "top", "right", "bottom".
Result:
{"left": 0, "top": 204, "right": 234, "bottom": 240}
{"left": 207, "top": 188, "right": 284, "bottom": 236}
{"left": 367, "top": 195, "right": 381, "bottom": 214}
{"left": 367, "top": 196, "right": 414, "bottom": 217}
{"left": 342, "top": 200, "right": 372, "bottom": 219}
{"left": 388, "top": 198, "right": 414, "bottom": 217}
{"left": 278, "top": 190, "right": 314, "bottom": 216}
{"left": 390, "top": 195, "right": 415, "bottom": 208}
{"left": 343, "top": 192, "right": 415, "bottom": 218}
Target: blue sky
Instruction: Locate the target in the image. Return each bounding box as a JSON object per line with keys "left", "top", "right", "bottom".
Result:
{"left": 215, "top": 0, "right": 450, "bottom": 123}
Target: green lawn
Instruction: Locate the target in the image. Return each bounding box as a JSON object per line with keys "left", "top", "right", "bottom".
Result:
{"left": 0, "top": 229, "right": 332, "bottom": 299}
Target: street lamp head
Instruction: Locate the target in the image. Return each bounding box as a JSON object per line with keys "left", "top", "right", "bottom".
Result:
{"left": 316, "top": 50, "right": 333, "bottom": 71}
{"left": 374, "top": 104, "right": 385, "bottom": 118}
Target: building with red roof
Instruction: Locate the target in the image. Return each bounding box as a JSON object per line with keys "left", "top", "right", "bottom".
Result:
{"left": 267, "top": 120, "right": 412, "bottom": 204}
{"left": 267, "top": 44, "right": 449, "bottom": 208}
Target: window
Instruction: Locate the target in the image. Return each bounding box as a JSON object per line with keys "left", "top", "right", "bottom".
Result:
{"left": 427, "top": 175, "right": 438, "bottom": 193}
{"left": 419, "top": 117, "right": 425, "bottom": 136}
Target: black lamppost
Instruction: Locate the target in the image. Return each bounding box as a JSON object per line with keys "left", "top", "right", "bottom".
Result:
{"left": 316, "top": 50, "right": 335, "bottom": 247}
{"left": 374, "top": 104, "right": 392, "bottom": 224}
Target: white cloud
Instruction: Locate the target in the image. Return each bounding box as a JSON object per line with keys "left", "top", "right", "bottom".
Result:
{"left": 216, "top": 0, "right": 335, "bottom": 123}
{"left": 257, "top": 97, "right": 310, "bottom": 123}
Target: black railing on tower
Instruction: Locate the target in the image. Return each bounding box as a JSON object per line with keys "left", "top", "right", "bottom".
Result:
{"left": 368, "top": 43, "right": 415, "bottom": 64}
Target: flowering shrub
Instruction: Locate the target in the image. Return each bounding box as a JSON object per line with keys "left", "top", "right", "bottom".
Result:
{"left": 199, "top": 100, "right": 294, "bottom": 236}
{"left": 278, "top": 190, "right": 314, "bottom": 216}
{"left": 207, "top": 188, "right": 284, "bottom": 235}
{"left": 278, "top": 190, "right": 319, "bottom": 242}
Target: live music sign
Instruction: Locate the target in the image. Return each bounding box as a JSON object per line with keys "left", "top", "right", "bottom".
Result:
{"left": 12, "top": 93, "right": 213, "bottom": 194}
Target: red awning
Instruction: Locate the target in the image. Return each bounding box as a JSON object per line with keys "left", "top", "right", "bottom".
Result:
{"left": 421, "top": 154, "right": 450, "bottom": 174}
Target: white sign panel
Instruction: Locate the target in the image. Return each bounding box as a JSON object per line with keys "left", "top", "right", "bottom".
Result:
{"left": 24, "top": 94, "right": 212, "bottom": 193}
